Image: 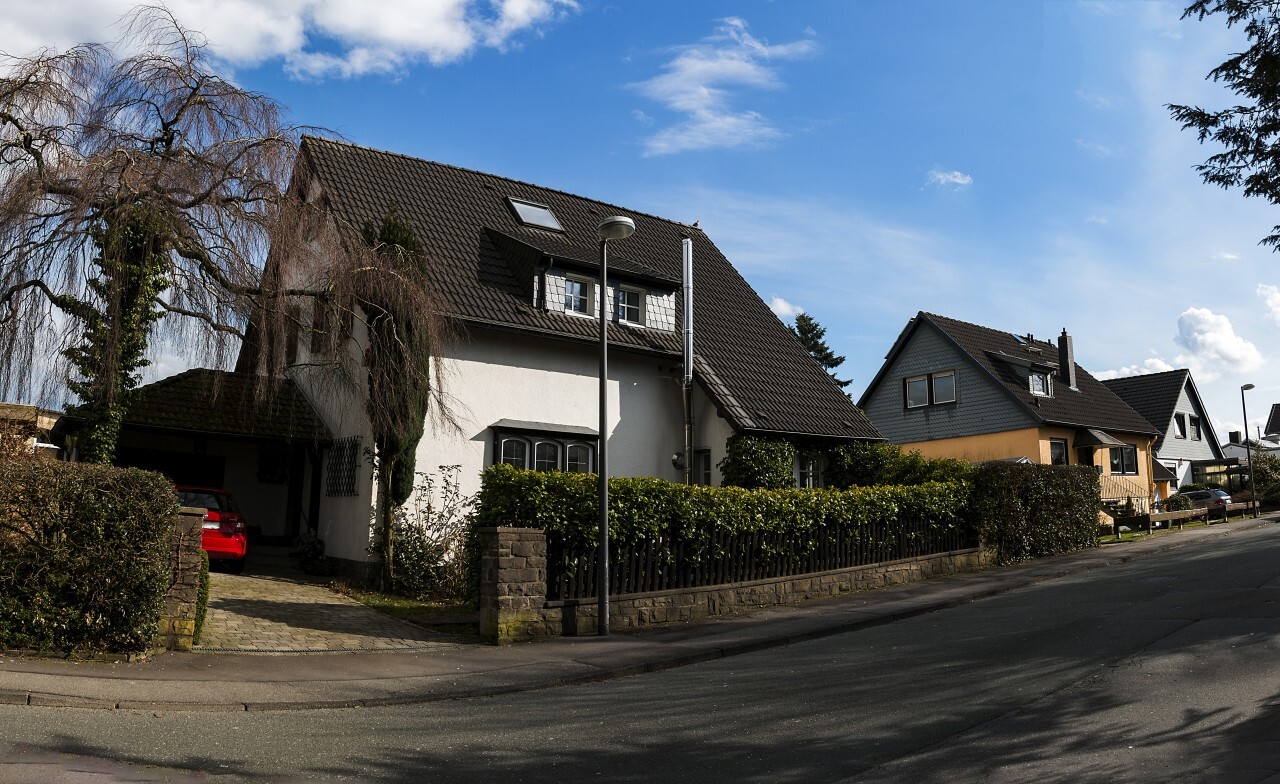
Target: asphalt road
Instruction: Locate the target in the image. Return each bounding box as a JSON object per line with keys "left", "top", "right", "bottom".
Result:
{"left": 6, "top": 524, "right": 1280, "bottom": 783}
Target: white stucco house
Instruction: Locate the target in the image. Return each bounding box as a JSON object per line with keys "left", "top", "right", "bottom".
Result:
{"left": 247, "top": 137, "right": 883, "bottom": 568}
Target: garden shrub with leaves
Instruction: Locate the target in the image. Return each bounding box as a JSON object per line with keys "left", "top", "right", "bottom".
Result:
{"left": 382, "top": 466, "right": 473, "bottom": 601}
{"left": 825, "top": 442, "right": 973, "bottom": 488}
{"left": 717, "top": 434, "right": 798, "bottom": 489}
{"left": 474, "top": 463, "right": 972, "bottom": 562}
{"left": 0, "top": 460, "right": 176, "bottom": 653}
{"left": 968, "top": 462, "right": 1101, "bottom": 564}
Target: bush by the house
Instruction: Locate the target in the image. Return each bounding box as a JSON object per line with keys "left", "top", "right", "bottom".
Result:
{"left": 383, "top": 466, "right": 471, "bottom": 600}
{"left": 0, "top": 460, "right": 176, "bottom": 654}
{"left": 474, "top": 463, "right": 972, "bottom": 562}
{"left": 1162, "top": 493, "right": 1193, "bottom": 512}
{"left": 717, "top": 434, "right": 798, "bottom": 489}
{"left": 825, "top": 442, "right": 973, "bottom": 488}
{"left": 969, "top": 462, "right": 1101, "bottom": 564}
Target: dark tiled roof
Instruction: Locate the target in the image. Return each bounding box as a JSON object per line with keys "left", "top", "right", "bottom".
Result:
{"left": 1100, "top": 369, "right": 1189, "bottom": 435}
{"left": 876, "top": 312, "right": 1158, "bottom": 436}
{"left": 119, "top": 370, "right": 330, "bottom": 443}
{"left": 1266, "top": 404, "right": 1280, "bottom": 436}
{"left": 298, "top": 136, "right": 880, "bottom": 441}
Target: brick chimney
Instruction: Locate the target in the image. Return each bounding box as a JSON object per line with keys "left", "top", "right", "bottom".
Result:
{"left": 1230, "top": 430, "right": 1242, "bottom": 445}
{"left": 1057, "top": 329, "right": 1078, "bottom": 390}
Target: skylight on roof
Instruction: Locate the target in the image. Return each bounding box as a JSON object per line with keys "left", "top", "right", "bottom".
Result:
{"left": 509, "top": 198, "right": 563, "bottom": 231}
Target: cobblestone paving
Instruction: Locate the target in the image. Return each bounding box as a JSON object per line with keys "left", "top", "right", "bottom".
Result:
{"left": 195, "top": 572, "right": 470, "bottom": 653}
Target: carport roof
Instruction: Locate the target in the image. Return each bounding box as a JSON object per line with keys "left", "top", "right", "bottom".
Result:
{"left": 102, "top": 369, "right": 331, "bottom": 444}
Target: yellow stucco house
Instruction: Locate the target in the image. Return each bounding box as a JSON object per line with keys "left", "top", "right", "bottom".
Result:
{"left": 858, "top": 312, "right": 1161, "bottom": 512}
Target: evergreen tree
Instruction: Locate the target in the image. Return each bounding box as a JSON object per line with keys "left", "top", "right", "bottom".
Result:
{"left": 790, "top": 312, "right": 851, "bottom": 389}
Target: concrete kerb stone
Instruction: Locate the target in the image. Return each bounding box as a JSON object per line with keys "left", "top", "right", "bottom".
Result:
{"left": 5, "top": 516, "right": 1273, "bottom": 713}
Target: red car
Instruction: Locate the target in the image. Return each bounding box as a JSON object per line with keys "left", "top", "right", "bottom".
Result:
{"left": 177, "top": 486, "right": 248, "bottom": 573}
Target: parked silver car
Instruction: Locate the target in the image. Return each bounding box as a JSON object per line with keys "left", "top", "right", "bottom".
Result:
{"left": 1181, "top": 489, "right": 1232, "bottom": 510}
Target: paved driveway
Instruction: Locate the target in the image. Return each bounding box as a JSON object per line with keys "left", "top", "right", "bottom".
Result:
{"left": 195, "top": 571, "right": 473, "bottom": 653}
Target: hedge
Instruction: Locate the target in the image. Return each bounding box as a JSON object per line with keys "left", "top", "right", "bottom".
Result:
{"left": 0, "top": 460, "right": 177, "bottom": 654}
{"left": 475, "top": 462, "right": 971, "bottom": 561}
{"left": 969, "top": 462, "right": 1101, "bottom": 564}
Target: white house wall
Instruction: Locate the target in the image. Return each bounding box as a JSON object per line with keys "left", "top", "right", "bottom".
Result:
{"left": 1156, "top": 383, "right": 1222, "bottom": 488}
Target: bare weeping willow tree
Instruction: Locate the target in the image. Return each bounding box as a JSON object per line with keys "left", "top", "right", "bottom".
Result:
{"left": 0, "top": 6, "right": 452, "bottom": 474}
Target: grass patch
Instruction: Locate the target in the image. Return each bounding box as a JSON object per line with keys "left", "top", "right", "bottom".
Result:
{"left": 327, "top": 582, "right": 474, "bottom": 632}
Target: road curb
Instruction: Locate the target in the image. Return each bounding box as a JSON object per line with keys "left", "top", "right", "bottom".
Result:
{"left": 8, "top": 518, "right": 1273, "bottom": 713}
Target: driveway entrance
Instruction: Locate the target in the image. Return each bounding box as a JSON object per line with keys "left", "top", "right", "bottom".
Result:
{"left": 195, "top": 551, "right": 473, "bottom": 653}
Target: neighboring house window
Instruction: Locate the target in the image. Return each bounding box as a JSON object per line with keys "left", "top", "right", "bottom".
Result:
{"left": 905, "top": 371, "right": 957, "bottom": 409}
{"left": 694, "top": 448, "right": 712, "bottom": 486}
{"left": 494, "top": 429, "right": 595, "bottom": 473}
{"left": 326, "top": 436, "right": 361, "bottom": 497}
{"left": 616, "top": 288, "right": 644, "bottom": 325}
{"left": 1189, "top": 416, "right": 1201, "bottom": 441}
{"left": 798, "top": 454, "right": 824, "bottom": 489}
{"left": 1029, "top": 371, "right": 1052, "bottom": 397}
{"left": 1109, "top": 445, "right": 1138, "bottom": 475}
{"left": 932, "top": 371, "right": 956, "bottom": 404}
{"left": 565, "top": 276, "right": 591, "bottom": 316}
{"left": 1050, "top": 438, "right": 1069, "bottom": 466}
{"left": 1174, "top": 413, "right": 1187, "bottom": 439}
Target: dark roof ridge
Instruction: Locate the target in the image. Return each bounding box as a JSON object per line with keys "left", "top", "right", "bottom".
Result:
{"left": 920, "top": 311, "right": 1060, "bottom": 350}
{"left": 301, "top": 135, "right": 706, "bottom": 234}
{"left": 1101, "top": 368, "right": 1190, "bottom": 382}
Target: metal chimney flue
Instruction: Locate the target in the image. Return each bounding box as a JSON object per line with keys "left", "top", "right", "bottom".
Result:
{"left": 1058, "top": 329, "right": 1078, "bottom": 390}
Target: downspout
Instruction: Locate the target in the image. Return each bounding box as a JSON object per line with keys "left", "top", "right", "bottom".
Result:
{"left": 682, "top": 237, "right": 694, "bottom": 485}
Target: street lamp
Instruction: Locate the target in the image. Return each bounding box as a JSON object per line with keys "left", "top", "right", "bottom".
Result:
{"left": 1242, "top": 383, "right": 1259, "bottom": 518}
{"left": 597, "top": 215, "right": 635, "bottom": 636}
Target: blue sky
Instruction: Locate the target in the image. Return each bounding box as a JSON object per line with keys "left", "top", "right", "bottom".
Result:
{"left": 6, "top": 0, "right": 1280, "bottom": 438}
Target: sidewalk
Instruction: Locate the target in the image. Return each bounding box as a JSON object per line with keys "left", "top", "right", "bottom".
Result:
{"left": 1, "top": 515, "right": 1273, "bottom": 713}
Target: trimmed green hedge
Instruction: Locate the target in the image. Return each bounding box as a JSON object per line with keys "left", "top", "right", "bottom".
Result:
{"left": 825, "top": 442, "right": 973, "bottom": 488}
{"left": 475, "top": 463, "right": 970, "bottom": 555}
{"left": 0, "top": 460, "right": 177, "bottom": 653}
{"left": 969, "top": 462, "right": 1101, "bottom": 564}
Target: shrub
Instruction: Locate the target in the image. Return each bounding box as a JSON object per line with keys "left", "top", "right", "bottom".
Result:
{"left": 1162, "top": 493, "right": 1193, "bottom": 512}
{"left": 825, "top": 442, "right": 973, "bottom": 488}
{"left": 383, "top": 466, "right": 472, "bottom": 601}
{"left": 474, "top": 463, "right": 972, "bottom": 562}
{"left": 0, "top": 460, "right": 176, "bottom": 654}
{"left": 969, "top": 462, "right": 1101, "bottom": 564}
{"left": 718, "top": 434, "right": 797, "bottom": 489}
{"left": 1180, "top": 483, "right": 1209, "bottom": 492}
{"left": 293, "top": 529, "right": 338, "bottom": 576}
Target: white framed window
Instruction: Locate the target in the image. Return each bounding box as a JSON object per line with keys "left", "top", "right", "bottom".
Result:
{"left": 508, "top": 197, "right": 563, "bottom": 231}
{"left": 1049, "top": 438, "right": 1069, "bottom": 466}
{"left": 616, "top": 288, "right": 644, "bottom": 325}
{"left": 534, "top": 441, "right": 561, "bottom": 472}
{"left": 1189, "top": 416, "right": 1201, "bottom": 441}
{"left": 1174, "top": 413, "right": 1187, "bottom": 439}
{"left": 797, "top": 454, "right": 824, "bottom": 489}
{"left": 564, "top": 276, "right": 591, "bottom": 316}
{"left": 1029, "top": 371, "right": 1052, "bottom": 397}
{"left": 500, "top": 438, "right": 529, "bottom": 469}
{"left": 694, "top": 448, "right": 712, "bottom": 485}
{"left": 566, "top": 443, "right": 593, "bottom": 473}
{"left": 931, "top": 371, "right": 956, "bottom": 404}
{"left": 905, "top": 375, "right": 930, "bottom": 408}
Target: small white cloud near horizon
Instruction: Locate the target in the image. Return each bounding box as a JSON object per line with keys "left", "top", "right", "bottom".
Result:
{"left": 630, "top": 17, "right": 818, "bottom": 157}
{"left": 1215, "top": 251, "right": 1241, "bottom": 261}
{"left": 0, "top": 1, "right": 578, "bottom": 80}
{"left": 926, "top": 169, "right": 973, "bottom": 190}
{"left": 769, "top": 296, "right": 804, "bottom": 319}
{"left": 1172, "top": 307, "right": 1263, "bottom": 381}
{"left": 1095, "top": 357, "right": 1177, "bottom": 380}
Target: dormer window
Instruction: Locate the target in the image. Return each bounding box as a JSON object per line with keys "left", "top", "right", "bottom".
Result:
{"left": 1030, "top": 371, "right": 1052, "bottom": 397}
{"left": 565, "top": 275, "right": 592, "bottom": 316}
{"left": 616, "top": 287, "right": 644, "bottom": 325}
{"left": 508, "top": 197, "right": 563, "bottom": 231}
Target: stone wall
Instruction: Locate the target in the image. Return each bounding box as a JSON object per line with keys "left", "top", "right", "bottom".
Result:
{"left": 156, "top": 507, "right": 205, "bottom": 652}
{"left": 476, "top": 526, "right": 993, "bottom": 644}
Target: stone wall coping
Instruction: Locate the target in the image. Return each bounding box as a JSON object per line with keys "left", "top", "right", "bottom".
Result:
{"left": 476, "top": 526, "right": 545, "bottom": 535}
{"left": 543, "top": 546, "right": 987, "bottom": 608}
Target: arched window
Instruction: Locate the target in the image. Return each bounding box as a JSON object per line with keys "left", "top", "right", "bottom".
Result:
{"left": 500, "top": 438, "right": 528, "bottom": 469}
{"left": 534, "top": 441, "right": 561, "bottom": 472}
{"left": 566, "top": 443, "right": 592, "bottom": 473}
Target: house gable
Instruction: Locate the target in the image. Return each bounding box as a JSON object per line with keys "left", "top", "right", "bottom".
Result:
{"left": 1102, "top": 369, "right": 1223, "bottom": 462}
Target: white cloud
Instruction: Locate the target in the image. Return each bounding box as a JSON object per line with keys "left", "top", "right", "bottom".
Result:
{"left": 0, "top": 0, "right": 577, "bottom": 79}
{"left": 1172, "top": 307, "right": 1263, "bottom": 381}
{"left": 1215, "top": 251, "right": 1241, "bottom": 261}
{"left": 769, "top": 296, "right": 804, "bottom": 319}
{"left": 926, "top": 169, "right": 973, "bottom": 189}
{"left": 1075, "top": 89, "right": 1117, "bottom": 110}
{"left": 1086, "top": 214, "right": 1108, "bottom": 225}
{"left": 1094, "top": 357, "right": 1176, "bottom": 380}
{"left": 630, "top": 17, "right": 817, "bottom": 157}
{"left": 1259, "top": 284, "right": 1280, "bottom": 323}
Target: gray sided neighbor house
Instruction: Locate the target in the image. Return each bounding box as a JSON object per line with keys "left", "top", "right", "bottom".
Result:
{"left": 1102, "top": 369, "right": 1232, "bottom": 493}
{"left": 859, "top": 312, "right": 1160, "bottom": 510}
